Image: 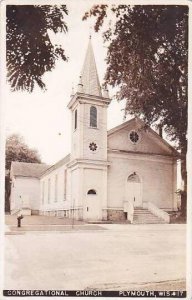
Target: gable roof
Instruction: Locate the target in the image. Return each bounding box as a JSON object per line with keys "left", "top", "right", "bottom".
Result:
{"left": 41, "top": 154, "right": 70, "bottom": 177}
{"left": 108, "top": 117, "right": 179, "bottom": 156}
{"left": 11, "top": 162, "right": 50, "bottom": 178}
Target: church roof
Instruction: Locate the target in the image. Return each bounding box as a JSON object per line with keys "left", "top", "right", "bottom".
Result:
{"left": 81, "top": 37, "right": 102, "bottom": 97}
{"left": 41, "top": 154, "right": 70, "bottom": 177}
{"left": 11, "top": 162, "right": 50, "bottom": 178}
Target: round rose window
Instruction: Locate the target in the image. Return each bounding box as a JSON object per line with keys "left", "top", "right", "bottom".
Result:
{"left": 89, "top": 142, "right": 97, "bottom": 151}
{"left": 129, "top": 130, "right": 139, "bottom": 143}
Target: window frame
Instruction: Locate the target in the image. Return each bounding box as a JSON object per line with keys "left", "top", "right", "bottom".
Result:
{"left": 64, "top": 169, "right": 67, "bottom": 201}
{"left": 55, "top": 174, "right": 58, "bottom": 202}
{"left": 87, "top": 189, "right": 97, "bottom": 195}
{"left": 48, "top": 178, "right": 51, "bottom": 204}
{"left": 90, "top": 106, "right": 97, "bottom": 128}
{"left": 42, "top": 181, "right": 45, "bottom": 204}
{"left": 74, "top": 109, "right": 77, "bottom": 130}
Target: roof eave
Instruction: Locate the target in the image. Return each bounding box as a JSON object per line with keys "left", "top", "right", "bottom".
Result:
{"left": 67, "top": 92, "right": 111, "bottom": 110}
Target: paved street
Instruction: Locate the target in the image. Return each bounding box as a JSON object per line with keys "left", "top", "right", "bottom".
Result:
{"left": 4, "top": 224, "right": 186, "bottom": 291}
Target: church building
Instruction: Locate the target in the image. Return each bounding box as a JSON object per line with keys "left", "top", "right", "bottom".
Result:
{"left": 10, "top": 39, "right": 179, "bottom": 223}
{"left": 10, "top": 38, "right": 179, "bottom": 223}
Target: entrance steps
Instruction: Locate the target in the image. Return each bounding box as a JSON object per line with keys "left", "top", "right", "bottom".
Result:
{"left": 133, "top": 208, "right": 167, "bottom": 224}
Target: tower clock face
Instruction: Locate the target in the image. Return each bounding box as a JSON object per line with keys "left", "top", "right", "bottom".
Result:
{"left": 89, "top": 142, "right": 98, "bottom": 152}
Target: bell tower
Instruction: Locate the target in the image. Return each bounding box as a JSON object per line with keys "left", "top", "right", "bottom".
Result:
{"left": 67, "top": 37, "right": 110, "bottom": 161}
{"left": 67, "top": 37, "right": 110, "bottom": 221}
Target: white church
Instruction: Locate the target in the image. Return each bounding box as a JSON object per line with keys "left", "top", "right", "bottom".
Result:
{"left": 10, "top": 38, "right": 179, "bottom": 224}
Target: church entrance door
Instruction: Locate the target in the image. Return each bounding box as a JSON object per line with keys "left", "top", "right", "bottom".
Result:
{"left": 127, "top": 173, "right": 142, "bottom": 207}
{"left": 84, "top": 189, "right": 101, "bottom": 220}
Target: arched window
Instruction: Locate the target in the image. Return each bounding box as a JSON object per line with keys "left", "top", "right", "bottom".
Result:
{"left": 87, "top": 189, "right": 97, "bottom": 195}
{"left": 127, "top": 173, "right": 140, "bottom": 183}
{"left": 74, "top": 109, "right": 77, "bottom": 130}
{"left": 90, "top": 106, "right": 97, "bottom": 128}
{"left": 55, "top": 174, "right": 58, "bottom": 202}
{"left": 48, "top": 178, "right": 51, "bottom": 203}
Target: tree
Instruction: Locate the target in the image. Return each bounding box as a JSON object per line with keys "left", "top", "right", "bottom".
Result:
{"left": 7, "top": 5, "right": 68, "bottom": 92}
{"left": 83, "top": 5, "right": 188, "bottom": 216}
{"left": 5, "top": 134, "right": 41, "bottom": 212}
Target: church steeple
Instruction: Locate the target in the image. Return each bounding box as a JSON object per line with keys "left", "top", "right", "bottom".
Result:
{"left": 80, "top": 37, "right": 102, "bottom": 97}
{"left": 68, "top": 37, "right": 110, "bottom": 164}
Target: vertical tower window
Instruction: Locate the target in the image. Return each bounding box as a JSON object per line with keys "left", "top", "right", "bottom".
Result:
{"left": 74, "top": 109, "right": 77, "bottom": 130}
{"left": 90, "top": 106, "right": 97, "bottom": 128}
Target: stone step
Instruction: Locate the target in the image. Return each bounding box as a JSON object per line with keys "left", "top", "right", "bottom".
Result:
{"left": 134, "top": 214, "right": 159, "bottom": 218}
{"left": 133, "top": 216, "right": 165, "bottom": 221}
{"left": 134, "top": 212, "right": 153, "bottom": 215}
{"left": 134, "top": 215, "right": 161, "bottom": 219}
{"left": 133, "top": 208, "right": 166, "bottom": 224}
{"left": 134, "top": 221, "right": 166, "bottom": 224}
{"left": 134, "top": 213, "right": 156, "bottom": 216}
{"left": 134, "top": 220, "right": 164, "bottom": 223}
{"left": 133, "top": 219, "right": 166, "bottom": 222}
{"left": 134, "top": 217, "right": 163, "bottom": 221}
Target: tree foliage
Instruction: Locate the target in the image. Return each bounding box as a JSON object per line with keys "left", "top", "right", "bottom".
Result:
{"left": 7, "top": 5, "right": 68, "bottom": 92}
{"left": 6, "top": 134, "right": 41, "bottom": 170}
{"left": 84, "top": 5, "right": 188, "bottom": 147}
{"left": 84, "top": 5, "right": 188, "bottom": 215}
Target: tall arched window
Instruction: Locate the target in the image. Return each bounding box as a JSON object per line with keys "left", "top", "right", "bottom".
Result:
{"left": 55, "top": 174, "right": 58, "bottom": 202}
{"left": 90, "top": 106, "right": 97, "bottom": 128}
{"left": 48, "top": 178, "right": 51, "bottom": 203}
{"left": 74, "top": 109, "right": 77, "bottom": 130}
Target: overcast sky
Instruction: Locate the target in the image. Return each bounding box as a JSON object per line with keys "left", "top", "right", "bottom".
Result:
{"left": 5, "top": 2, "right": 126, "bottom": 165}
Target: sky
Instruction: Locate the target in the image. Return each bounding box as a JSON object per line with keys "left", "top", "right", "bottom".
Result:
{"left": 5, "top": 2, "right": 126, "bottom": 165}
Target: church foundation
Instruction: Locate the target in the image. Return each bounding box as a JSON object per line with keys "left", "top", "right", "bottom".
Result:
{"left": 107, "top": 209, "right": 127, "bottom": 221}
{"left": 39, "top": 208, "right": 83, "bottom": 220}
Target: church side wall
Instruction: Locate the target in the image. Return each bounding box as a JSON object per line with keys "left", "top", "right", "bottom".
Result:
{"left": 40, "top": 164, "right": 70, "bottom": 218}
{"left": 107, "top": 152, "right": 176, "bottom": 220}
{"left": 70, "top": 167, "right": 82, "bottom": 219}
{"left": 10, "top": 176, "right": 40, "bottom": 214}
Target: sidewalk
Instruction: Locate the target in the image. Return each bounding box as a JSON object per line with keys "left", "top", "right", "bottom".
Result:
{"left": 5, "top": 215, "right": 107, "bottom": 234}
{"left": 6, "top": 224, "right": 106, "bottom": 234}
{"left": 5, "top": 214, "right": 85, "bottom": 225}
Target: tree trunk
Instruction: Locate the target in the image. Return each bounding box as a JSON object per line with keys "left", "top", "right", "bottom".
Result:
{"left": 180, "top": 149, "right": 187, "bottom": 218}
{"left": 5, "top": 175, "right": 11, "bottom": 212}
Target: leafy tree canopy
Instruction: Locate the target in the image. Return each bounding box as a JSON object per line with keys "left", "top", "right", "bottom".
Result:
{"left": 6, "top": 134, "right": 41, "bottom": 170}
{"left": 83, "top": 5, "right": 188, "bottom": 153}
{"left": 7, "top": 5, "right": 68, "bottom": 92}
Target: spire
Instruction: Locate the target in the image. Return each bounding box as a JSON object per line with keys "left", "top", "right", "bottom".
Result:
{"left": 81, "top": 38, "right": 102, "bottom": 97}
